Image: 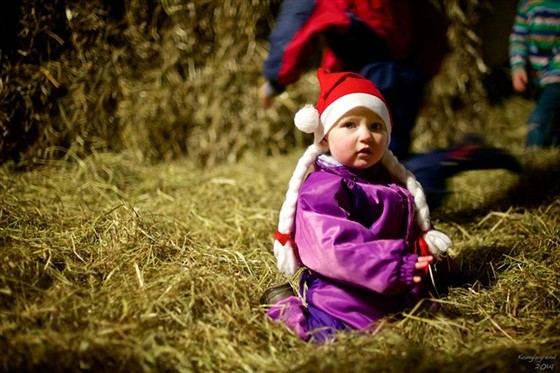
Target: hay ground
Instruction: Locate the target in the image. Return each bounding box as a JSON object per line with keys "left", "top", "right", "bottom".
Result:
{"left": 1, "top": 96, "right": 559, "bottom": 372}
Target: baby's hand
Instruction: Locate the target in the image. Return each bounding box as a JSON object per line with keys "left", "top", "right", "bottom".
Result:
{"left": 413, "top": 255, "right": 433, "bottom": 283}
{"left": 512, "top": 69, "right": 528, "bottom": 93}
{"left": 259, "top": 81, "right": 276, "bottom": 109}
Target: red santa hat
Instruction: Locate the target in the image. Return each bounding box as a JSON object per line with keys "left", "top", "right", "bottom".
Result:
{"left": 274, "top": 68, "right": 452, "bottom": 277}
{"left": 294, "top": 68, "right": 392, "bottom": 143}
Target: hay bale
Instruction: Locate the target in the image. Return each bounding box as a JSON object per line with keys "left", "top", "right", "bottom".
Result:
{"left": 0, "top": 0, "right": 128, "bottom": 165}
{"left": 0, "top": 0, "right": 499, "bottom": 166}
{"left": 414, "top": 0, "right": 491, "bottom": 151}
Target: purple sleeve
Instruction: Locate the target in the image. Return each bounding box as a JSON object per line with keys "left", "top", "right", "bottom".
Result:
{"left": 294, "top": 173, "right": 418, "bottom": 295}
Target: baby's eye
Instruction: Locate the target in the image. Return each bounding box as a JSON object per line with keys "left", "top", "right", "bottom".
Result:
{"left": 369, "top": 122, "right": 384, "bottom": 131}
{"left": 343, "top": 121, "right": 357, "bottom": 129}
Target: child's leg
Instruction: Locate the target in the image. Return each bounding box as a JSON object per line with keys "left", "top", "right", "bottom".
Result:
{"left": 267, "top": 296, "right": 311, "bottom": 341}
{"left": 547, "top": 83, "right": 560, "bottom": 146}
{"left": 527, "top": 83, "right": 560, "bottom": 148}
{"left": 266, "top": 294, "right": 351, "bottom": 342}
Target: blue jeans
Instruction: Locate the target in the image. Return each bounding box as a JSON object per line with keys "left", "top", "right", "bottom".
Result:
{"left": 527, "top": 83, "right": 560, "bottom": 148}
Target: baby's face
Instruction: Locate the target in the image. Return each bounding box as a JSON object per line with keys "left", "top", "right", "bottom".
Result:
{"left": 322, "top": 107, "right": 388, "bottom": 169}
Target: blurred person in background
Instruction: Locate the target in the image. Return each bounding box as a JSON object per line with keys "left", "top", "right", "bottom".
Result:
{"left": 510, "top": 0, "right": 560, "bottom": 148}
{"left": 259, "top": 0, "right": 522, "bottom": 209}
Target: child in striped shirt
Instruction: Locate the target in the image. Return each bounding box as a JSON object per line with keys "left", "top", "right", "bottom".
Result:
{"left": 509, "top": 0, "right": 560, "bottom": 147}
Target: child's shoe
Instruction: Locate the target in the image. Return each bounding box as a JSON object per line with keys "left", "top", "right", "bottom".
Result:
{"left": 260, "top": 283, "right": 295, "bottom": 305}
{"left": 442, "top": 134, "right": 522, "bottom": 174}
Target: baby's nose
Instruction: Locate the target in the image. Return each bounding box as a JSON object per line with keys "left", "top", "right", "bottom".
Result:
{"left": 357, "top": 125, "right": 373, "bottom": 140}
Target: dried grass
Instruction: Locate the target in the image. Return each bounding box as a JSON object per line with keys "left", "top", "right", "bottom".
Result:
{"left": 1, "top": 100, "right": 559, "bottom": 371}
{"left": 2, "top": 0, "right": 505, "bottom": 167}
{"left": 413, "top": 0, "right": 491, "bottom": 151}
{"left": 1, "top": 3, "right": 559, "bottom": 370}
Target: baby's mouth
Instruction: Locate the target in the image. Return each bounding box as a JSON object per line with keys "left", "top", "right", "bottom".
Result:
{"left": 358, "top": 148, "right": 372, "bottom": 154}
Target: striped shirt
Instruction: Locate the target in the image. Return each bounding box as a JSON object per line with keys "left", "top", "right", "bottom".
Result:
{"left": 509, "top": 0, "right": 560, "bottom": 86}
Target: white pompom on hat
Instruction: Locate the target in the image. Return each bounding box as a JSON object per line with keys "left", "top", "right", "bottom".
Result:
{"left": 274, "top": 68, "right": 451, "bottom": 277}
{"left": 294, "top": 104, "right": 320, "bottom": 134}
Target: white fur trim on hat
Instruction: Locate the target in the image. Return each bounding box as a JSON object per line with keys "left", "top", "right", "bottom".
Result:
{"left": 294, "top": 104, "right": 320, "bottom": 134}
{"left": 320, "top": 93, "right": 391, "bottom": 139}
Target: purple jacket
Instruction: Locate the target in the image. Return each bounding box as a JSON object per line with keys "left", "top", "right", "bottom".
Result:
{"left": 293, "top": 155, "right": 426, "bottom": 330}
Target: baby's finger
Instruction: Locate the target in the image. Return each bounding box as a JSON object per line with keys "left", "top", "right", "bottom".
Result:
{"left": 417, "top": 255, "right": 433, "bottom": 264}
